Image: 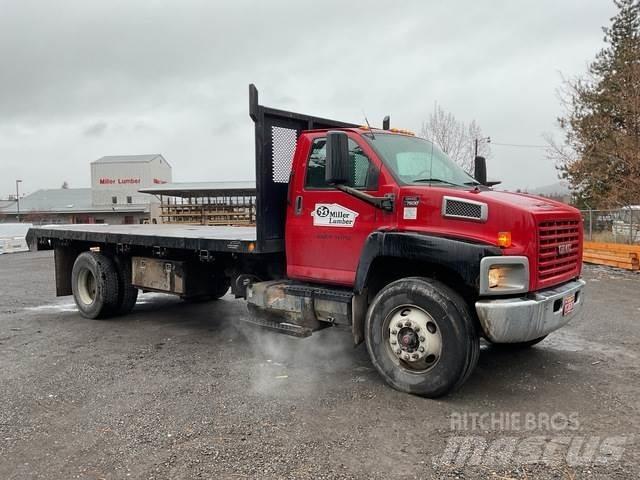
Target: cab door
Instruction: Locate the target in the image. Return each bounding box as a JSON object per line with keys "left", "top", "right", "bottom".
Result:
{"left": 286, "top": 132, "right": 383, "bottom": 286}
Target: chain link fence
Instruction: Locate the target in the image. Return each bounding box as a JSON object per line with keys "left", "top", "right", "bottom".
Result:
{"left": 580, "top": 208, "right": 640, "bottom": 243}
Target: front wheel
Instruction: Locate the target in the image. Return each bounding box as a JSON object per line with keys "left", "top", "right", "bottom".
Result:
{"left": 365, "top": 277, "right": 479, "bottom": 397}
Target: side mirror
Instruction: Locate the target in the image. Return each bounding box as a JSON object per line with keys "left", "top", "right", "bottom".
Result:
{"left": 325, "top": 131, "right": 350, "bottom": 185}
{"left": 474, "top": 156, "right": 487, "bottom": 185}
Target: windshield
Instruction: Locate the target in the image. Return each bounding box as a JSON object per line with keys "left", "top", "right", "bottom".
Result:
{"left": 365, "top": 133, "right": 478, "bottom": 187}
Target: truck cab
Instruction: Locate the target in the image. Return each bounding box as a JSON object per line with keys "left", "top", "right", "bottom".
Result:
{"left": 28, "top": 85, "right": 585, "bottom": 397}
{"left": 269, "top": 124, "right": 585, "bottom": 396}
{"left": 286, "top": 127, "right": 583, "bottom": 295}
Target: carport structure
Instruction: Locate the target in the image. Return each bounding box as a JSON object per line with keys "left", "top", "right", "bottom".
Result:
{"left": 139, "top": 181, "right": 256, "bottom": 226}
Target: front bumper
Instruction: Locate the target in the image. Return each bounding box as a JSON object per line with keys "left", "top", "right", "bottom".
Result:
{"left": 475, "top": 279, "right": 586, "bottom": 343}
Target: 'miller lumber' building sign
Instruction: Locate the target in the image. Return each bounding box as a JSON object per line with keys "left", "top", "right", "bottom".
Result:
{"left": 99, "top": 178, "right": 167, "bottom": 185}
{"left": 99, "top": 177, "right": 140, "bottom": 185}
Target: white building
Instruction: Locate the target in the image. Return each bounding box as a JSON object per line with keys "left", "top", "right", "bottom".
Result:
{"left": 1, "top": 154, "right": 173, "bottom": 225}
{"left": 91, "top": 154, "right": 172, "bottom": 206}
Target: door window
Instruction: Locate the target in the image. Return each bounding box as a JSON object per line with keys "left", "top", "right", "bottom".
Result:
{"left": 305, "top": 137, "right": 377, "bottom": 190}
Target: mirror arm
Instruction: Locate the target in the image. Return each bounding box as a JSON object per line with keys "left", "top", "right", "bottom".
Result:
{"left": 333, "top": 184, "right": 394, "bottom": 212}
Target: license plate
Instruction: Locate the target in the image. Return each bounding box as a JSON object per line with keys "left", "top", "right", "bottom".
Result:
{"left": 562, "top": 295, "right": 575, "bottom": 316}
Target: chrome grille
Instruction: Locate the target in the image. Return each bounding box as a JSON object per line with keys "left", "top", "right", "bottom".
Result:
{"left": 537, "top": 219, "right": 581, "bottom": 287}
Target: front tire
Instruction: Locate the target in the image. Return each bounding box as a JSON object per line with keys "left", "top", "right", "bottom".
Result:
{"left": 365, "top": 277, "right": 479, "bottom": 397}
{"left": 71, "top": 252, "right": 120, "bottom": 319}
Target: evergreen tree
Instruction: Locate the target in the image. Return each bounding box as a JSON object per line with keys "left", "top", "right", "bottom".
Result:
{"left": 553, "top": 0, "right": 640, "bottom": 207}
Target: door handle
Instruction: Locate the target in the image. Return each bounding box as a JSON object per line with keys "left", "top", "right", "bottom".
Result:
{"left": 295, "top": 195, "right": 303, "bottom": 215}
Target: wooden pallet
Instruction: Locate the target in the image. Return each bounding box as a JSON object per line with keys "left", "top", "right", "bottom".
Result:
{"left": 583, "top": 241, "right": 640, "bottom": 270}
{"left": 584, "top": 241, "right": 640, "bottom": 254}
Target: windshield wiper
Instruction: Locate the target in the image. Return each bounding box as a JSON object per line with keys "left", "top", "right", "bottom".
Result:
{"left": 413, "top": 178, "right": 463, "bottom": 187}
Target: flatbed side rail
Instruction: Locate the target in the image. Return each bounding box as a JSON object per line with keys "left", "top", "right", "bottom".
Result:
{"left": 25, "top": 226, "right": 258, "bottom": 254}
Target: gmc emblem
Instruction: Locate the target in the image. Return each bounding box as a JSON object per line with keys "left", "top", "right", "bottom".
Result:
{"left": 558, "top": 243, "right": 573, "bottom": 255}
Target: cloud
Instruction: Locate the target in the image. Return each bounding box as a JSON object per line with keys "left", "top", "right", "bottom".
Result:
{"left": 0, "top": 0, "right": 618, "bottom": 195}
{"left": 83, "top": 121, "right": 108, "bottom": 137}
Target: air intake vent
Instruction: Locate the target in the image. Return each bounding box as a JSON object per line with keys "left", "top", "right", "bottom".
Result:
{"left": 441, "top": 196, "right": 488, "bottom": 222}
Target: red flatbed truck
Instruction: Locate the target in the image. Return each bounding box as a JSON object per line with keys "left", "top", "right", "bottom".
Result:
{"left": 27, "top": 85, "right": 585, "bottom": 397}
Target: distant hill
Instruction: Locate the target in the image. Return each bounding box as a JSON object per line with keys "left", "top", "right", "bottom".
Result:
{"left": 528, "top": 181, "right": 571, "bottom": 196}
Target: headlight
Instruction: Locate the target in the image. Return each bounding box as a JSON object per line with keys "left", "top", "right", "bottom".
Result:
{"left": 488, "top": 266, "right": 501, "bottom": 288}
{"left": 480, "top": 256, "right": 529, "bottom": 295}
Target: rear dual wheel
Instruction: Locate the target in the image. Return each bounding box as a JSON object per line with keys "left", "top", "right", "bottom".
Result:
{"left": 72, "top": 252, "right": 120, "bottom": 319}
{"left": 113, "top": 255, "right": 139, "bottom": 315}
{"left": 71, "top": 252, "right": 138, "bottom": 319}
{"left": 365, "top": 277, "right": 479, "bottom": 398}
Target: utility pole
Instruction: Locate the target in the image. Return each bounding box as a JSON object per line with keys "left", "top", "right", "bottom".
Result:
{"left": 474, "top": 136, "right": 491, "bottom": 157}
{"left": 15, "top": 179, "right": 22, "bottom": 222}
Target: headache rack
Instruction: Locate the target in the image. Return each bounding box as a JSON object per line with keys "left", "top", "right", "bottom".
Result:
{"left": 249, "top": 84, "right": 357, "bottom": 253}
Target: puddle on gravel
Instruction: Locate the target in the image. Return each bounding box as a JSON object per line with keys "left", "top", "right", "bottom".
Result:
{"left": 22, "top": 292, "right": 173, "bottom": 314}
{"left": 24, "top": 302, "right": 77, "bottom": 313}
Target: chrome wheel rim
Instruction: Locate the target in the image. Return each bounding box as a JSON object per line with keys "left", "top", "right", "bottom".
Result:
{"left": 384, "top": 304, "right": 442, "bottom": 373}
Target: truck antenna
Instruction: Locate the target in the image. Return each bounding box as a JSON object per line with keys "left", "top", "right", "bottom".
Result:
{"left": 362, "top": 111, "right": 376, "bottom": 139}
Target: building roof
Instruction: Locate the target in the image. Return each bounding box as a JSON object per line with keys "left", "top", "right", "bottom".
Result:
{"left": 139, "top": 181, "right": 256, "bottom": 198}
{"left": 0, "top": 188, "right": 148, "bottom": 214}
{"left": 92, "top": 154, "right": 170, "bottom": 166}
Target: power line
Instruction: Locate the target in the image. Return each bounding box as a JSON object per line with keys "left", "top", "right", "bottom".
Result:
{"left": 491, "top": 142, "right": 548, "bottom": 149}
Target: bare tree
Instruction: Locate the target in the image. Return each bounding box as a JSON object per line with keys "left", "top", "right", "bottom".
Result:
{"left": 421, "top": 102, "right": 491, "bottom": 173}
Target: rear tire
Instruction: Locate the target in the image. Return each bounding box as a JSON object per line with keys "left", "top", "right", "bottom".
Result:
{"left": 365, "top": 277, "right": 479, "bottom": 397}
{"left": 113, "top": 255, "right": 138, "bottom": 315}
{"left": 71, "top": 252, "right": 120, "bottom": 319}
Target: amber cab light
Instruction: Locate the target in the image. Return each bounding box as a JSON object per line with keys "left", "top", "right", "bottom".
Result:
{"left": 497, "top": 231, "right": 512, "bottom": 248}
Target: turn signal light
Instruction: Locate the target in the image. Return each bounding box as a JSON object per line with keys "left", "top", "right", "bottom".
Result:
{"left": 497, "top": 232, "right": 512, "bottom": 248}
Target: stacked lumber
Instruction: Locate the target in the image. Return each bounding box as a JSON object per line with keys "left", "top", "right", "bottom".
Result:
{"left": 583, "top": 241, "right": 640, "bottom": 270}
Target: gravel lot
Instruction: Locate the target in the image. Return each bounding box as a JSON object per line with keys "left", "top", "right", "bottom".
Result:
{"left": 1, "top": 251, "right": 638, "bottom": 479}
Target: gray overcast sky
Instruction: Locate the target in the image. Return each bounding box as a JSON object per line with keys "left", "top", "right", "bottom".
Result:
{"left": 0, "top": 0, "right": 617, "bottom": 197}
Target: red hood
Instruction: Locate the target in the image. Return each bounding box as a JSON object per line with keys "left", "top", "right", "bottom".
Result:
{"left": 473, "top": 189, "right": 577, "bottom": 214}
{"left": 391, "top": 185, "right": 583, "bottom": 291}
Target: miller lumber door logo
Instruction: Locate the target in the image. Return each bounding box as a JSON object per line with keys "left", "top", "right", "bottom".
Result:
{"left": 312, "top": 203, "right": 359, "bottom": 227}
